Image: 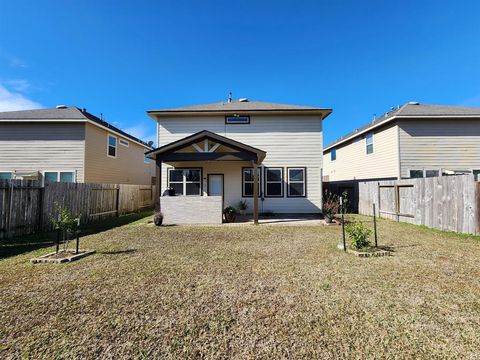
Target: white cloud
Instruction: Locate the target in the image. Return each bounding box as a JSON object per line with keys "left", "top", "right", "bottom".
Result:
{"left": 0, "top": 84, "right": 43, "bottom": 111}
{"left": 124, "top": 121, "right": 156, "bottom": 146}
{"left": 4, "top": 79, "right": 32, "bottom": 92}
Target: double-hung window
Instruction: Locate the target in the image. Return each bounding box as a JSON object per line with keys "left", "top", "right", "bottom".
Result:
{"left": 264, "top": 168, "right": 283, "bottom": 197}
{"left": 44, "top": 171, "right": 75, "bottom": 183}
{"left": 331, "top": 148, "right": 336, "bottom": 161}
{"left": 287, "top": 168, "right": 306, "bottom": 197}
{"left": 168, "top": 168, "right": 202, "bottom": 196}
{"left": 242, "top": 167, "right": 261, "bottom": 197}
{"left": 107, "top": 134, "right": 117, "bottom": 158}
{"left": 366, "top": 132, "right": 373, "bottom": 154}
{"left": 0, "top": 172, "right": 12, "bottom": 180}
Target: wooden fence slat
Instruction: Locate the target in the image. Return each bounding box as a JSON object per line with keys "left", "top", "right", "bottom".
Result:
{"left": 359, "top": 174, "right": 478, "bottom": 235}
{"left": 0, "top": 181, "right": 154, "bottom": 238}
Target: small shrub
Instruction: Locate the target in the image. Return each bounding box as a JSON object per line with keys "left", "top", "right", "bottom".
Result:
{"left": 346, "top": 222, "right": 371, "bottom": 249}
{"left": 224, "top": 206, "right": 237, "bottom": 214}
{"left": 237, "top": 200, "right": 248, "bottom": 211}
{"left": 50, "top": 203, "right": 81, "bottom": 252}
{"left": 323, "top": 190, "right": 340, "bottom": 219}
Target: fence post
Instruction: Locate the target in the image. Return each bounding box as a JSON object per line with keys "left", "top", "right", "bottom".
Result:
{"left": 115, "top": 185, "right": 120, "bottom": 217}
{"left": 38, "top": 185, "right": 44, "bottom": 232}
{"left": 341, "top": 196, "right": 346, "bottom": 251}
{"left": 373, "top": 203, "right": 378, "bottom": 247}
{"left": 6, "top": 180, "right": 14, "bottom": 238}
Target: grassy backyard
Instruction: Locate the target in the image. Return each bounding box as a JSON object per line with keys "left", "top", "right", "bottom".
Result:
{"left": 1, "top": 214, "right": 479, "bottom": 359}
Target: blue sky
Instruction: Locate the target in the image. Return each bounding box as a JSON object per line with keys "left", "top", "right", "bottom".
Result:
{"left": 1, "top": 0, "right": 480, "bottom": 146}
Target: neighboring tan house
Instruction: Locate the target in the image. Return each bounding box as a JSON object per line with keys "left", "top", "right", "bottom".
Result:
{"left": 0, "top": 106, "right": 155, "bottom": 185}
{"left": 146, "top": 98, "right": 332, "bottom": 224}
{"left": 323, "top": 102, "right": 480, "bottom": 210}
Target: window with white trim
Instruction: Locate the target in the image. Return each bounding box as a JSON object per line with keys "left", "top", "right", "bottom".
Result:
{"left": 425, "top": 170, "right": 439, "bottom": 178}
{"left": 264, "top": 168, "right": 283, "bottom": 197}
{"left": 409, "top": 170, "right": 423, "bottom": 178}
{"left": 331, "top": 148, "right": 336, "bottom": 161}
{"left": 225, "top": 115, "right": 250, "bottom": 124}
{"left": 144, "top": 150, "right": 151, "bottom": 164}
{"left": 366, "top": 132, "right": 373, "bottom": 154}
{"left": 0, "top": 172, "right": 12, "bottom": 180}
{"left": 44, "top": 171, "right": 75, "bottom": 183}
{"left": 168, "top": 168, "right": 202, "bottom": 196}
{"left": 287, "top": 168, "right": 306, "bottom": 197}
{"left": 242, "top": 167, "right": 261, "bottom": 197}
{"left": 107, "top": 134, "right": 117, "bottom": 157}
{"left": 119, "top": 139, "right": 129, "bottom": 147}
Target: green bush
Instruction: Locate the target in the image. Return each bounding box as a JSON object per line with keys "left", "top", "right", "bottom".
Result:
{"left": 346, "top": 222, "right": 371, "bottom": 249}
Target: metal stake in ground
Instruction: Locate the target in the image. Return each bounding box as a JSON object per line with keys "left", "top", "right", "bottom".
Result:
{"left": 341, "top": 197, "right": 346, "bottom": 251}
{"left": 373, "top": 203, "right": 378, "bottom": 247}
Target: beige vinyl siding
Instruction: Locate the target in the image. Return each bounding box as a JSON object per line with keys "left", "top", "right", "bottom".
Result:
{"left": 0, "top": 123, "right": 85, "bottom": 181}
{"left": 398, "top": 119, "right": 480, "bottom": 178}
{"left": 84, "top": 123, "right": 154, "bottom": 184}
{"left": 323, "top": 123, "right": 399, "bottom": 181}
{"left": 158, "top": 114, "right": 323, "bottom": 213}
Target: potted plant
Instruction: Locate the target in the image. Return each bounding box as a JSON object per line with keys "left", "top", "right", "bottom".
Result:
{"left": 223, "top": 206, "right": 237, "bottom": 223}
{"left": 154, "top": 212, "right": 164, "bottom": 226}
{"left": 237, "top": 200, "right": 248, "bottom": 216}
{"left": 323, "top": 190, "right": 340, "bottom": 223}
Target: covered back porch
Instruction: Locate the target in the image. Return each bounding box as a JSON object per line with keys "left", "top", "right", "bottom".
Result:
{"left": 146, "top": 130, "right": 266, "bottom": 225}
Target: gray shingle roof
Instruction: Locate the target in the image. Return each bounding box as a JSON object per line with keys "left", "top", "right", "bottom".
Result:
{"left": 148, "top": 99, "right": 331, "bottom": 113}
{"left": 0, "top": 107, "right": 151, "bottom": 147}
{"left": 324, "top": 103, "right": 480, "bottom": 151}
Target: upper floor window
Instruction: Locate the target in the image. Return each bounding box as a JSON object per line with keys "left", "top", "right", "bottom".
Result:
{"left": 168, "top": 168, "right": 202, "bottom": 196}
{"left": 225, "top": 115, "right": 250, "bottom": 124}
{"left": 366, "top": 132, "right": 374, "bottom": 154}
{"left": 107, "top": 134, "right": 117, "bottom": 158}
{"left": 144, "top": 150, "right": 151, "bottom": 164}
{"left": 331, "top": 148, "right": 337, "bottom": 161}
{"left": 0, "top": 172, "right": 12, "bottom": 180}
{"left": 119, "top": 139, "right": 129, "bottom": 147}
{"left": 287, "top": 168, "right": 306, "bottom": 197}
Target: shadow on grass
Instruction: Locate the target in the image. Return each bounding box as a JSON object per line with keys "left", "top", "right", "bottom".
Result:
{"left": 99, "top": 249, "right": 137, "bottom": 255}
{"left": 0, "top": 210, "right": 153, "bottom": 260}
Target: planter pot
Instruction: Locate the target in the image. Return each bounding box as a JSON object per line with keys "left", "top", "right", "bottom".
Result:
{"left": 324, "top": 215, "right": 333, "bottom": 223}
{"left": 239, "top": 209, "right": 247, "bottom": 216}
{"left": 224, "top": 212, "right": 236, "bottom": 223}
{"left": 154, "top": 213, "right": 163, "bottom": 226}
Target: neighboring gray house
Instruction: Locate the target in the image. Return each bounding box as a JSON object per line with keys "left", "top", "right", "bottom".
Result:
{"left": 323, "top": 102, "right": 480, "bottom": 209}
{"left": 0, "top": 106, "right": 154, "bottom": 185}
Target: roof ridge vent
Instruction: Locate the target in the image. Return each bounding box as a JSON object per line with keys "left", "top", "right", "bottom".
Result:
{"left": 56, "top": 104, "right": 67, "bottom": 109}
{"left": 238, "top": 98, "right": 249, "bottom": 102}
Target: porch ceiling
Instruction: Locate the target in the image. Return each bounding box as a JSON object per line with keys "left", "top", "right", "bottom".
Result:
{"left": 145, "top": 130, "right": 266, "bottom": 164}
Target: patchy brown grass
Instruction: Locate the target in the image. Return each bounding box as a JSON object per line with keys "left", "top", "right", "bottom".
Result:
{"left": 1, "top": 215, "right": 480, "bottom": 359}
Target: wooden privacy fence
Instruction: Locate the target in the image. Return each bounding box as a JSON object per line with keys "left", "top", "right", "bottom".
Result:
{"left": 358, "top": 175, "right": 478, "bottom": 235}
{"left": 0, "top": 180, "right": 155, "bottom": 239}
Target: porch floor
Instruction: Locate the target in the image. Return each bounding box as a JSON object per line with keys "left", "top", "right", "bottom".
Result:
{"left": 226, "top": 214, "right": 327, "bottom": 226}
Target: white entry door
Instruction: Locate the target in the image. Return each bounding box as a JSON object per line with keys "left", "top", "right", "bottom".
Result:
{"left": 208, "top": 174, "right": 224, "bottom": 197}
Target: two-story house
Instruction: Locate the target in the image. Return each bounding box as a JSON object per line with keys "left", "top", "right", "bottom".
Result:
{"left": 0, "top": 106, "right": 155, "bottom": 185}
{"left": 323, "top": 102, "right": 480, "bottom": 210}
{"left": 146, "top": 98, "right": 332, "bottom": 224}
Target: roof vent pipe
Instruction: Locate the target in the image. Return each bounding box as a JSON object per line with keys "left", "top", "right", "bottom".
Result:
{"left": 228, "top": 92, "right": 232, "bottom": 103}
{"left": 56, "top": 104, "right": 67, "bottom": 109}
